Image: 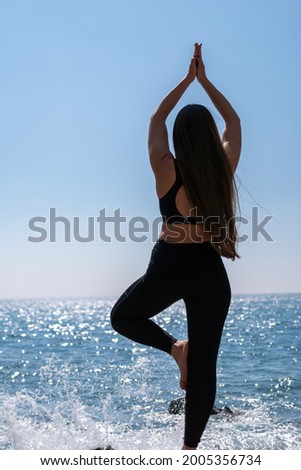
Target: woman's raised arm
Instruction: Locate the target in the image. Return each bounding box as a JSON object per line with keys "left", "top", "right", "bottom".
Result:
{"left": 148, "top": 48, "right": 198, "bottom": 172}
{"left": 195, "top": 43, "right": 242, "bottom": 172}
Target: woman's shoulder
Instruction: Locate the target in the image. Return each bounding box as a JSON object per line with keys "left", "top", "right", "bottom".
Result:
{"left": 151, "top": 153, "right": 177, "bottom": 199}
{"left": 150, "top": 152, "right": 176, "bottom": 176}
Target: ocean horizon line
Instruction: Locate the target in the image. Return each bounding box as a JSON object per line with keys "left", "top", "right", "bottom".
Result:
{"left": 0, "top": 291, "right": 301, "bottom": 303}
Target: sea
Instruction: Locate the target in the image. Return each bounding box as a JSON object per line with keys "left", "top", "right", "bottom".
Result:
{"left": 0, "top": 293, "right": 300, "bottom": 450}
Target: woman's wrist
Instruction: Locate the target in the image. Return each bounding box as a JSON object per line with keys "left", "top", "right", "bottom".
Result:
{"left": 184, "top": 74, "right": 195, "bottom": 86}
{"left": 198, "top": 75, "right": 209, "bottom": 87}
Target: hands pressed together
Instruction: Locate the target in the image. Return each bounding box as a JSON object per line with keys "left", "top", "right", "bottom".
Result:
{"left": 187, "top": 42, "right": 207, "bottom": 84}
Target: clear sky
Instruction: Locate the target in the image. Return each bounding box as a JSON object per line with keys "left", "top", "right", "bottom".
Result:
{"left": 1, "top": 0, "right": 301, "bottom": 299}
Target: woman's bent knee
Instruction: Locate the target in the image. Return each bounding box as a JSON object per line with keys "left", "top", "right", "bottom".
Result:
{"left": 110, "top": 300, "right": 128, "bottom": 333}
{"left": 110, "top": 302, "right": 121, "bottom": 330}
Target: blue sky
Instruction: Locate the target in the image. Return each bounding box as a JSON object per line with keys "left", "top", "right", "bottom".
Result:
{"left": 1, "top": 0, "right": 301, "bottom": 299}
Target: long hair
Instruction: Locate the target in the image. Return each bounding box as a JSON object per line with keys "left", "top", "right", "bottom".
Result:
{"left": 172, "top": 104, "right": 239, "bottom": 260}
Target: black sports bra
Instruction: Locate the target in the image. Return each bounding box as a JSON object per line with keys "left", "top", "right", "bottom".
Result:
{"left": 159, "top": 159, "right": 198, "bottom": 224}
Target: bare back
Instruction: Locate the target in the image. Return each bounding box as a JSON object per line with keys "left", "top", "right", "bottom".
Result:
{"left": 154, "top": 153, "right": 211, "bottom": 244}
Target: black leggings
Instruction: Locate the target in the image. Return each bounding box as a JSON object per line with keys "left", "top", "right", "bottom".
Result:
{"left": 110, "top": 239, "right": 231, "bottom": 448}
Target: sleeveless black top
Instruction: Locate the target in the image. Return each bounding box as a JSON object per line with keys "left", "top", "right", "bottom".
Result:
{"left": 159, "top": 159, "right": 198, "bottom": 224}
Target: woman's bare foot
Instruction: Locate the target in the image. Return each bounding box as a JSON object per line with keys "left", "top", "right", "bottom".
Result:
{"left": 171, "top": 340, "right": 189, "bottom": 390}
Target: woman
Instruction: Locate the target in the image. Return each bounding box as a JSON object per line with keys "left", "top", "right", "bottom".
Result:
{"left": 110, "top": 43, "right": 241, "bottom": 450}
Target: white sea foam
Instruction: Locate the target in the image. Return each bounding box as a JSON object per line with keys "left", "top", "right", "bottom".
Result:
{"left": 0, "top": 375, "right": 300, "bottom": 450}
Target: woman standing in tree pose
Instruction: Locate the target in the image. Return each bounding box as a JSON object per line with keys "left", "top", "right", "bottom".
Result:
{"left": 111, "top": 43, "right": 241, "bottom": 450}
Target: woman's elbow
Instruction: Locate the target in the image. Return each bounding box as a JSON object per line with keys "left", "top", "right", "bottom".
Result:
{"left": 150, "top": 111, "right": 165, "bottom": 122}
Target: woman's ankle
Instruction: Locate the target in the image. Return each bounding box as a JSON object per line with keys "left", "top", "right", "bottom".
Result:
{"left": 170, "top": 340, "right": 181, "bottom": 358}
{"left": 182, "top": 444, "right": 197, "bottom": 450}
{"left": 170, "top": 339, "right": 186, "bottom": 358}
